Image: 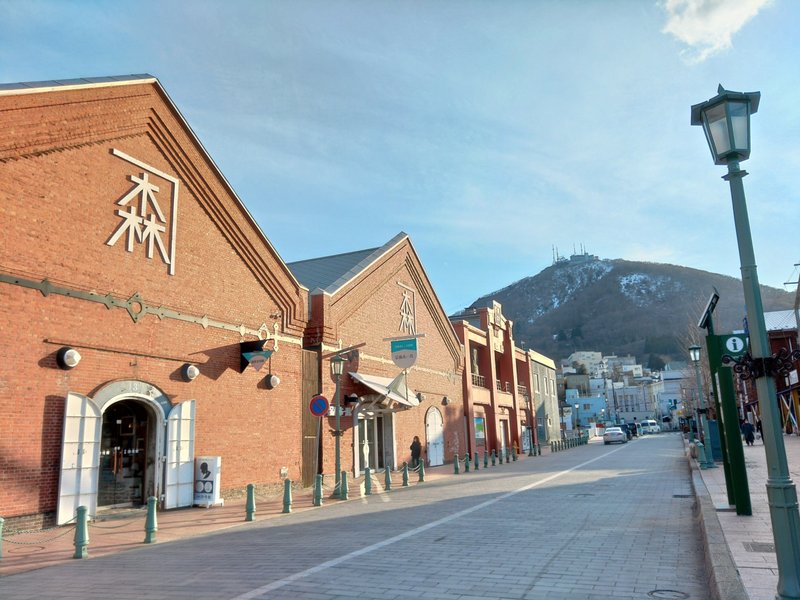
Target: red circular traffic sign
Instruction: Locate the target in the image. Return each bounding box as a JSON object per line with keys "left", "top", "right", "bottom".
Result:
{"left": 309, "top": 394, "right": 329, "bottom": 417}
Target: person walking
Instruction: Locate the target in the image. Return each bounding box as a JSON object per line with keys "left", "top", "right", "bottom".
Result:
{"left": 410, "top": 436, "right": 422, "bottom": 468}
{"left": 741, "top": 420, "right": 756, "bottom": 447}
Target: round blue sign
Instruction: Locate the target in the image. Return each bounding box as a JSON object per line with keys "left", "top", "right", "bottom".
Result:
{"left": 309, "top": 394, "right": 329, "bottom": 417}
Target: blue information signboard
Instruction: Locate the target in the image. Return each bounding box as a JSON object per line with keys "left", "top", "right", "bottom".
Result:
{"left": 391, "top": 338, "right": 418, "bottom": 369}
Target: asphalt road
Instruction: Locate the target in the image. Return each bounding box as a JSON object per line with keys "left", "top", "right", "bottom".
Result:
{"left": 0, "top": 433, "right": 709, "bottom": 600}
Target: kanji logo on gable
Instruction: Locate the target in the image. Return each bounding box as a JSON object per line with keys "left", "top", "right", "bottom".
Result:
{"left": 106, "top": 149, "right": 180, "bottom": 275}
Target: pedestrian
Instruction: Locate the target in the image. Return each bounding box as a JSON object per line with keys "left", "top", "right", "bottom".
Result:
{"left": 741, "top": 420, "right": 755, "bottom": 446}
{"left": 756, "top": 418, "right": 762, "bottom": 441}
{"left": 410, "top": 435, "right": 421, "bottom": 468}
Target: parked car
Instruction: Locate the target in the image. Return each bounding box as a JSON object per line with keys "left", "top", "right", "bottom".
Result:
{"left": 603, "top": 427, "right": 627, "bottom": 445}
{"left": 642, "top": 419, "right": 660, "bottom": 434}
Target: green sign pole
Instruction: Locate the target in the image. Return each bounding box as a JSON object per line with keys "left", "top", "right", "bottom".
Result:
{"left": 707, "top": 329, "right": 751, "bottom": 515}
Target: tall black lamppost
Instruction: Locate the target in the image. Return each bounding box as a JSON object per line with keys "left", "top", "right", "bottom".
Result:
{"left": 331, "top": 354, "right": 345, "bottom": 499}
{"left": 692, "top": 85, "right": 800, "bottom": 599}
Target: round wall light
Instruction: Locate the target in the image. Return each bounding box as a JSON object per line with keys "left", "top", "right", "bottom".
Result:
{"left": 56, "top": 347, "right": 81, "bottom": 369}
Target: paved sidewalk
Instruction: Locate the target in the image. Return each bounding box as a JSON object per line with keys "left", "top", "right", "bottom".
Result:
{"left": 0, "top": 459, "right": 456, "bottom": 577}
{"left": 692, "top": 431, "right": 800, "bottom": 600}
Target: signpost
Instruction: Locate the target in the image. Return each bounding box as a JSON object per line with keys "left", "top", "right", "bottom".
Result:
{"left": 390, "top": 338, "right": 418, "bottom": 369}
{"left": 309, "top": 395, "right": 329, "bottom": 417}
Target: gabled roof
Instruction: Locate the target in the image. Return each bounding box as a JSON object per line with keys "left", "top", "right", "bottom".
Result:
{"left": 287, "top": 232, "right": 408, "bottom": 295}
{"left": 0, "top": 74, "right": 155, "bottom": 94}
{"left": 765, "top": 310, "right": 798, "bottom": 332}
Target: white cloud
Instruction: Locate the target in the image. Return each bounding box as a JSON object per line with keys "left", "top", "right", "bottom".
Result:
{"left": 661, "top": 0, "right": 773, "bottom": 63}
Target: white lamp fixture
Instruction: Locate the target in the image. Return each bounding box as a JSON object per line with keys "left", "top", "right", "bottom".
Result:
{"left": 265, "top": 374, "right": 281, "bottom": 390}
{"left": 182, "top": 364, "right": 200, "bottom": 381}
{"left": 688, "top": 345, "right": 701, "bottom": 363}
{"left": 56, "top": 347, "right": 81, "bottom": 369}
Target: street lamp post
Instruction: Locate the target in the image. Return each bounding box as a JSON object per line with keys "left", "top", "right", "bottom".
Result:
{"left": 689, "top": 345, "right": 716, "bottom": 469}
{"left": 574, "top": 403, "right": 580, "bottom": 431}
{"left": 330, "top": 354, "right": 346, "bottom": 499}
{"left": 527, "top": 394, "right": 535, "bottom": 457}
{"left": 692, "top": 85, "right": 800, "bottom": 599}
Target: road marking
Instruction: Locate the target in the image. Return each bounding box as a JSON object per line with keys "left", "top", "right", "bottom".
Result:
{"left": 229, "top": 445, "right": 626, "bottom": 600}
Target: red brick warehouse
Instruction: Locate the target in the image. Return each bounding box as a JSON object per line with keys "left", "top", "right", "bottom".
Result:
{"left": 0, "top": 75, "right": 312, "bottom": 529}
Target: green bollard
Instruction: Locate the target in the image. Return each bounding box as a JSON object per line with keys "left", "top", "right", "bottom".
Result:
{"left": 313, "top": 474, "right": 323, "bottom": 507}
{"left": 341, "top": 471, "right": 349, "bottom": 500}
{"left": 454, "top": 455, "right": 460, "bottom": 474}
{"left": 282, "top": 479, "right": 293, "bottom": 513}
{"left": 0, "top": 516, "right": 4, "bottom": 561}
{"left": 418, "top": 461, "right": 425, "bottom": 482}
{"left": 474, "top": 451, "right": 479, "bottom": 471}
{"left": 365, "top": 467, "right": 372, "bottom": 495}
{"left": 246, "top": 483, "right": 256, "bottom": 521}
{"left": 402, "top": 462, "right": 410, "bottom": 487}
{"left": 144, "top": 495, "right": 158, "bottom": 543}
{"left": 491, "top": 449, "right": 496, "bottom": 466}
{"left": 464, "top": 453, "right": 471, "bottom": 472}
{"left": 505, "top": 448, "right": 510, "bottom": 463}
{"left": 537, "top": 443, "right": 541, "bottom": 456}
{"left": 384, "top": 466, "right": 392, "bottom": 491}
{"left": 73, "top": 505, "right": 89, "bottom": 559}
{"left": 484, "top": 451, "right": 488, "bottom": 468}
{"left": 512, "top": 447, "right": 517, "bottom": 461}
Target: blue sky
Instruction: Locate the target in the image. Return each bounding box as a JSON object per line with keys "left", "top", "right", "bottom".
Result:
{"left": 2, "top": 0, "right": 797, "bottom": 314}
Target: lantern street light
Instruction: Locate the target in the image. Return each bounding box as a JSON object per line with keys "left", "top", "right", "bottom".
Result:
{"left": 330, "top": 354, "right": 346, "bottom": 499}
{"left": 574, "top": 403, "right": 580, "bottom": 431}
{"left": 689, "top": 345, "right": 716, "bottom": 469}
{"left": 692, "top": 85, "right": 800, "bottom": 599}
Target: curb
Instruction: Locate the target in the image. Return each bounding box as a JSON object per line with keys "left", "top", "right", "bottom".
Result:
{"left": 685, "top": 441, "right": 749, "bottom": 600}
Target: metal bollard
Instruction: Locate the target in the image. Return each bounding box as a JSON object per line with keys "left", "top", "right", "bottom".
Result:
{"left": 454, "top": 455, "right": 460, "bottom": 474}
{"left": 474, "top": 451, "right": 480, "bottom": 470}
{"left": 341, "top": 471, "right": 349, "bottom": 500}
{"left": 402, "top": 462, "right": 410, "bottom": 487}
{"left": 73, "top": 505, "right": 89, "bottom": 559}
{"left": 512, "top": 447, "right": 517, "bottom": 461}
{"left": 365, "top": 467, "right": 372, "bottom": 495}
{"left": 314, "top": 474, "right": 323, "bottom": 506}
{"left": 418, "top": 461, "right": 425, "bottom": 482}
{"left": 484, "top": 451, "right": 489, "bottom": 468}
{"left": 246, "top": 483, "right": 256, "bottom": 521}
{"left": 505, "top": 448, "right": 510, "bottom": 463}
{"left": 537, "top": 443, "right": 541, "bottom": 456}
{"left": 144, "top": 496, "right": 158, "bottom": 543}
{"left": 384, "top": 466, "right": 392, "bottom": 491}
{"left": 464, "top": 453, "right": 471, "bottom": 472}
{"left": 283, "top": 479, "right": 293, "bottom": 513}
{"left": 491, "top": 449, "right": 497, "bottom": 466}
{"left": 0, "top": 516, "right": 4, "bottom": 561}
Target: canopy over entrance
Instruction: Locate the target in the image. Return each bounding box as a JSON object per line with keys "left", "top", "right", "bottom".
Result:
{"left": 349, "top": 371, "right": 419, "bottom": 413}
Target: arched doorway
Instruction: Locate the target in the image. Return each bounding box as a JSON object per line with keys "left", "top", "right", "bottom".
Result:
{"left": 98, "top": 399, "right": 156, "bottom": 508}
{"left": 425, "top": 407, "right": 444, "bottom": 466}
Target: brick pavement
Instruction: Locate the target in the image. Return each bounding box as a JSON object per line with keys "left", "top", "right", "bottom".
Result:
{"left": 1, "top": 435, "right": 711, "bottom": 599}
{"left": 691, "top": 431, "right": 800, "bottom": 600}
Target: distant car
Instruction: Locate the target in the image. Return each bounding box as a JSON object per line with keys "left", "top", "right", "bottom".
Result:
{"left": 603, "top": 427, "right": 627, "bottom": 445}
{"left": 642, "top": 419, "right": 660, "bottom": 434}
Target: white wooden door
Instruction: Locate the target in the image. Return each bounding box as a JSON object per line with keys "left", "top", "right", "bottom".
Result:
{"left": 425, "top": 408, "right": 444, "bottom": 466}
{"left": 164, "top": 400, "right": 195, "bottom": 509}
{"left": 57, "top": 393, "right": 101, "bottom": 525}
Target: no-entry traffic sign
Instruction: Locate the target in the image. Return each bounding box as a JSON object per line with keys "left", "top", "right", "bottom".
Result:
{"left": 309, "top": 395, "right": 329, "bottom": 417}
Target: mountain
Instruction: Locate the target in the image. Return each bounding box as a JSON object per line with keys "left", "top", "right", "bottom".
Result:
{"left": 468, "top": 254, "right": 795, "bottom": 368}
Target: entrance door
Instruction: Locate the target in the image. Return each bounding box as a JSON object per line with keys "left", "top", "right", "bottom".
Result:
{"left": 426, "top": 407, "right": 444, "bottom": 466}
{"left": 499, "top": 420, "right": 508, "bottom": 453}
{"left": 98, "top": 400, "right": 150, "bottom": 508}
{"left": 57, "top": 393, "right": 101, "bottom": 525}
{"left": 165, "top": 400, "right": 195, "bottom": 509}
{"left": 358, "top": 415, "right": 385, "bottom": 471}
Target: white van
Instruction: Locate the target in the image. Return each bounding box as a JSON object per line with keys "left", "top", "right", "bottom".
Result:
{"left": 642, "top": 419, "right": 660, "bottom": 434}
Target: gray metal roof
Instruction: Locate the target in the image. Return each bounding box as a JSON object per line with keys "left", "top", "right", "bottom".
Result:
{"left": 287, "top": 232, "right": 408, "bottom": 295}
{"left": 765, "top": 310, "right": 798, "bottom": 332}
{"left": 0, "top": 74, "right": 156, "bottom": 94}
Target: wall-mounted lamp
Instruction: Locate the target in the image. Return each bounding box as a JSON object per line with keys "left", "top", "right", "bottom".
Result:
{"left": 265, "top": 374, "right": 281, "bottom": 390}
{"left": 57, "top": 347, "right": 81, "bottom": 369}
{"left": 181, "top": 364, "right": 200, "bottom": 381}
{"left": 442, "top": 396, "right": 450, "bottom": 406}
{"left": 416, "top": 392, "right": 426, "bottom": 402}
{"left": 345, "top": 393, "right": 359, "bottom": 404}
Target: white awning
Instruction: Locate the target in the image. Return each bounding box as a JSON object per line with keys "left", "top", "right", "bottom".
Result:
{"left": 348, "top": 371, "right": 419, "bottom": 408}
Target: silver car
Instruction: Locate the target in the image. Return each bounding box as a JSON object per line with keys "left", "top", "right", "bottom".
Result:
{"left": 603, "top": 427, "right": 627, "bottom": 445}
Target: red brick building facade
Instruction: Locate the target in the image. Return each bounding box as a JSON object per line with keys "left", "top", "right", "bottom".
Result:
{"left": 0, "top": 76, "right": 311, "bottom": 528}
{"left": 288, "top": 233, "right": 465, "bottom": 474}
